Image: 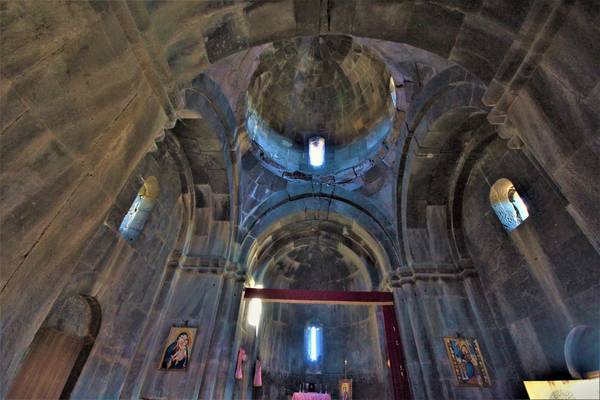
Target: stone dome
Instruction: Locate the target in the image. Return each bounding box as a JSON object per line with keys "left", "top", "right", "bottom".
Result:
{"left": 246, "top": 35, "right": 394, "bottom": 178}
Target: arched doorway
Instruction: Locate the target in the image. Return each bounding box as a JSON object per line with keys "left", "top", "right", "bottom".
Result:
{"left": 7, "top": 295, "right": 101, "bottom": 399}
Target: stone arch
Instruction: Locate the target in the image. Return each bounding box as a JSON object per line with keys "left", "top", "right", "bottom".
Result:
{"left": 171, "top": 73, "right": 238, "bottom": 263}
{"left": 43, "top": 294, "right": 102, "bottom": 342}
{"left": 162, "top": 133, "right": 198, "bottom": 258}
{"left": 238, "top": 193, "right": 400, "bottom": 290}
{"left": 46, "top": 295, "right": 101, "bottom": 399}
{"left": 395, "top": 65, "right": 495, "bottom": 270}
{"left": 446, "top": 127, "right": 498, "bottom": 261}
{"left": 177, "top": 74, "right": 235, "bottom": 196}
{"left": 239, "top": 185, "right": 397, "bottom": 244}
{"left": 251, "top": 220, "right": 381, "bottom": 290}
{"left": 234, "top": 199, "right": 396, "bottom": 400}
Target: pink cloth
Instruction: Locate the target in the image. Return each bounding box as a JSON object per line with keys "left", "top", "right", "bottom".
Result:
{"left": 291, "top": 393, "right": 332, "bottom": 400}
{"left": 235, "top": 348, "right": 246, "bottom": 380}
{"left": 253, "top": 359, "right": 262, "bottom": 387}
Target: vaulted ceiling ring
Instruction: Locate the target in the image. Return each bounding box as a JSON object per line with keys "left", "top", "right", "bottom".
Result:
{"left": 254, "top": 223, "right": 377, "bottom": 291}
{"left": 255, "top": 226, "right": 378, "bottom": 275}
{"left": 244, "top": 36, "right": 396, "bottom": 183}
{"left": 239, "top": 198, "right": 402, "bottom": 290}
{"left": 247, "top": 219, "right": 383, "bottom": 291}
{"left": 237, "top": 185, "right": 397, "bottom": 247}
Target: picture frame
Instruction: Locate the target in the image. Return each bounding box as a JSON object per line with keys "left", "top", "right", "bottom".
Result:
{"left": 339, "top": 378, "right": 352, "bottom": 400}
{"left": 159, "top": 326, "right": 197, "bottom": 370}
{"left": 443, "top": 336, "right": 491, "bottom": 387}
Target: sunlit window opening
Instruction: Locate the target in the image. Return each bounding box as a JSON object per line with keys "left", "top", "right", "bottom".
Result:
{"left": 119, "top": 177, "right": 159, "bottom": 242}
{"left": 389, "top": 76, "right": 397, "bottom": 108}
{"left": 305, "top": 324, "right": 322, "bottom": 362}
{"left": 247, "top": 285, "right": 263, "bottom": 334}
{"left": 309, "top": 326, "right": 318, "bottom": 361}
{"left": 489, "top": 178, "right": 529, "bottom": 231}
{"left": 308, "top": 136, "right": 325, "bottom": 167}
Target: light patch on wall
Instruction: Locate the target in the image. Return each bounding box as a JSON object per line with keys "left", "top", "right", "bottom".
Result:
{"left": 247, "top": 285, "right": 263, "bottom": 334}
{"left": 308, "top": 136, "right": 325, "bottom": 167}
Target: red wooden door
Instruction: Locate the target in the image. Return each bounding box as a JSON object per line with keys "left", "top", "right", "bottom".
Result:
{"left": 383, "top": 305, "right": 412, "bottom": 400}
{"left": 8, "top": 328, "right": 84, "bottom": 399}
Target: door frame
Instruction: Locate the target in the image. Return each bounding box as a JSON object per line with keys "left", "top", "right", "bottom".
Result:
{"left": 243, "top": 288, "right": 412, "bottom": 400}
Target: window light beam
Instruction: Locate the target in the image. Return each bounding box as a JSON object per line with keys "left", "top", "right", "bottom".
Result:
{"left": 309, "top": 326, "right": 318, "bottom": 361}
{"left": 308, "top": 137, "right": 325, "bottom": 167}
{"left": 247, "top": 285, "right": 263, "bottom": 334}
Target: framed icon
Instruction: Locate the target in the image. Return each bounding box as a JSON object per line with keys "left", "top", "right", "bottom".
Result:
{"left": 444, "top": 336, "right": 491, "bottom": 387}
{"left": 159, "top": 326, "right": 197, "bottom": 370}
{"left": 339, "top": 378, "right": 352, "bottom": 400}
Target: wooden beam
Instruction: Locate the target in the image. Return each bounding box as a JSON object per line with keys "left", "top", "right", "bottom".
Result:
{"left": 243, "top": 288, "right": 394, "bottom": 305}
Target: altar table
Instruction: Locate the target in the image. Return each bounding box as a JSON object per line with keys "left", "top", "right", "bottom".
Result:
{"left": 291, "top": 393, "right": 332, "bottom": 400}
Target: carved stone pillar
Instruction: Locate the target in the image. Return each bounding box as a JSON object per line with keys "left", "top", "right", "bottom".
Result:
{"left": 198, "top": 270, "right": 246, "bottom": 399}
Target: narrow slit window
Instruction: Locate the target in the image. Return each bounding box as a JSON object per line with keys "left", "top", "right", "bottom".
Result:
{"left": 389, "top": 76, "right": 397, "bottom": 108}
{"left": 309, "top": 326, "right": 318, "bottom": 361}
{"left": 305, "top": 324, "right": 323, "bottom": 363}
{"left": 308, "top": 136, "right": 325, "bottom": 167}
{"left": 119, "top": 176, "right": 159, "bottom": 242}
{"left": 489, "top": 178, "right": 529, "bottom": 231}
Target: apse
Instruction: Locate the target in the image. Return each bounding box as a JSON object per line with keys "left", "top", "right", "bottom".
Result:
{"left": 248, "top": 302, "right": 391, "bottom": 399}
{"left": 238, "top": 218, "right": 393, "bottom": 399}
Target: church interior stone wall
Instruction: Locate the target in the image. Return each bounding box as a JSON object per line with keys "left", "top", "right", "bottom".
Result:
{"left": 61, "top": 138, "right": 186, "bottom": 398}
{"left": 463, "top": 138, "right": 600, "bottom": 382}
{"left": 1, "top": 1, "right": 598, "bottom": 399}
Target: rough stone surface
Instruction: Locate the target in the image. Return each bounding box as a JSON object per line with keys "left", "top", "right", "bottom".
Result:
{"left": 1, "top": 1, "right": 598, "bottom": 400}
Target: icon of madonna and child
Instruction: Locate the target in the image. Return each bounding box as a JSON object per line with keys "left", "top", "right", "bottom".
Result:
{"left": 160, "top": 327, "right": 197, "bottom": 370}
{"left": 443, "top": 336, "right": 491, "bottom": 387}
